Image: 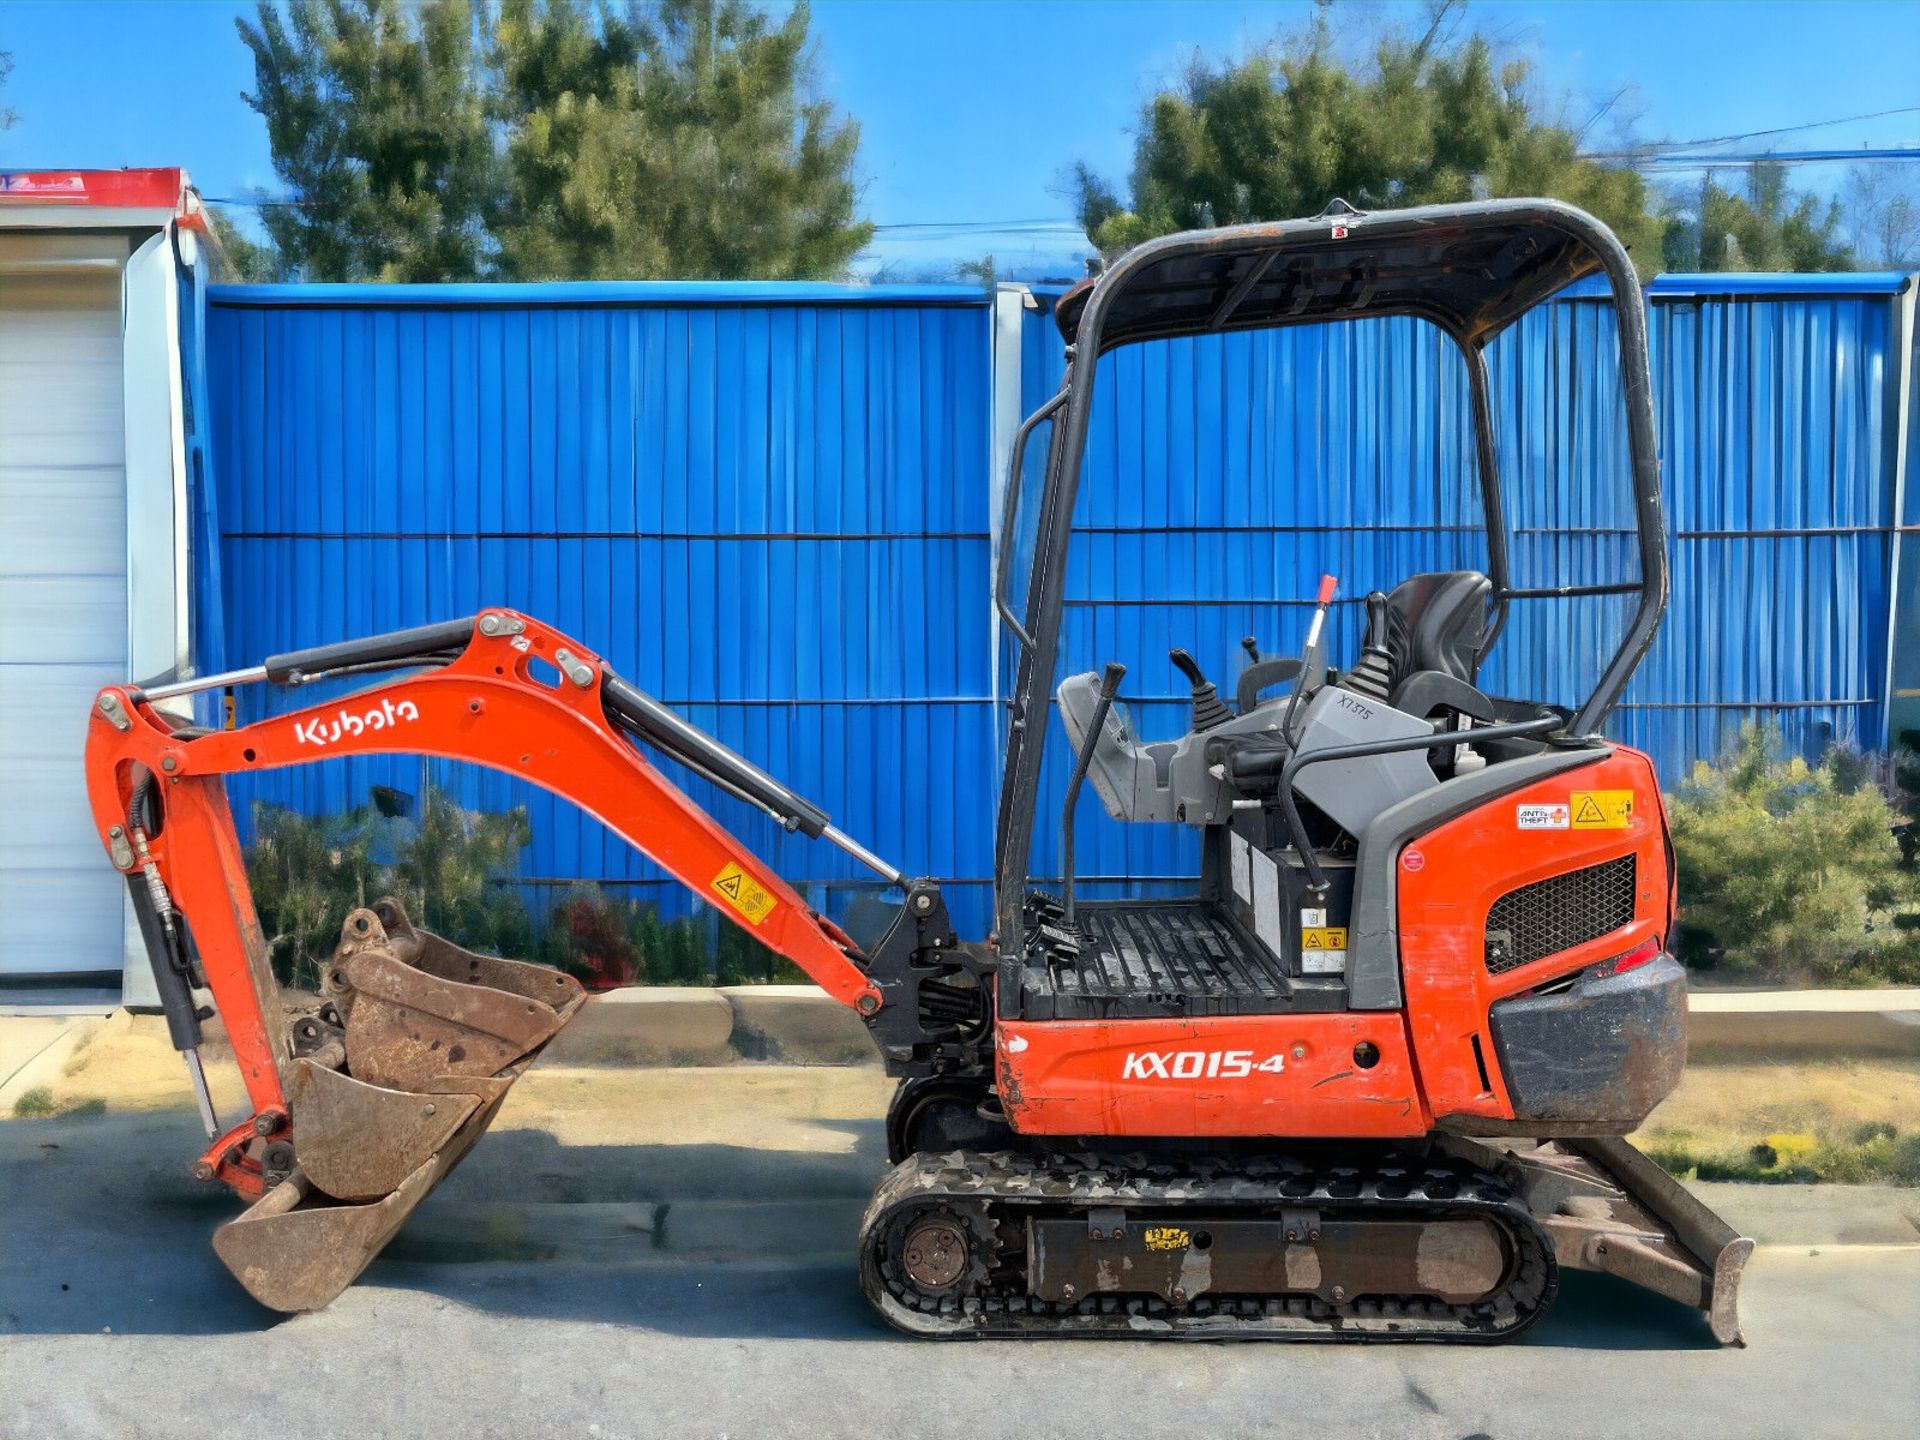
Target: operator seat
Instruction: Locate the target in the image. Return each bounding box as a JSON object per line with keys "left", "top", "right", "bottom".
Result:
{"left": 1373, "top": 570, "right": 1492, "bottom": 690}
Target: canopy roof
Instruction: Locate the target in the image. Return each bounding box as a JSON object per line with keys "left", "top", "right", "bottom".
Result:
{"left": 1053, "top": 199, "right": 1623, "bottom": 352}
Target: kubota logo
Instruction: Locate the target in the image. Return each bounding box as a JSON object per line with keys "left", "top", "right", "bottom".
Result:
{"left": 293, "top": 697, "right": 421, "bottom": 749}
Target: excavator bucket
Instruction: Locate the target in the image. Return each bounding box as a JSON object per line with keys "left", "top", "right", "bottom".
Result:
{"left": 213, "top": 898, "right": 585, "bottom": 1312}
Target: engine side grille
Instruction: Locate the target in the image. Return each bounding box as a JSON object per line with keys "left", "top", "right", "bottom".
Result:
{"left": 1484, "top": 855, "right": 1637, "bottom": 975}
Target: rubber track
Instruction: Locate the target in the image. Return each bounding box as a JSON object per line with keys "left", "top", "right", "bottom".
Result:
{"left": 858, "top": 1148, "right": 1558, "bottom": 1341}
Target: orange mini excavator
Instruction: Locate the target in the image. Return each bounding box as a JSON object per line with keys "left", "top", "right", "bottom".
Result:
{"left": 85, "top": 200, "right": 1750, "bottom": 1342}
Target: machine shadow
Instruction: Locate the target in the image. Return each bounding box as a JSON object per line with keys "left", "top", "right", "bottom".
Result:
{"left": 1, "top": 1112, "right": 1722, "bottom": 1350}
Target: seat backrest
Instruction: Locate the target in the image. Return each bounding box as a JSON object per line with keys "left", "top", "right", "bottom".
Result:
{"left": 1381, "top": 570, "right": 1491, "bottom": 688}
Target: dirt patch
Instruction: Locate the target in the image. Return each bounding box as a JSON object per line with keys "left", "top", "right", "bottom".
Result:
{"left": 499, "top": 1064, "right": 895, "bottom": 1151}
{"left": 27, "top": 1011, "right": 251, "bottom": 1117}
{"left": 6, "top": 1010, "right": 893, "bottom": 1155}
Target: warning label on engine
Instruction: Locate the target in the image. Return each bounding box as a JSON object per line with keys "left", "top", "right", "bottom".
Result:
{"left": 1570, "top": 790, "right": 1634, "bottom": 829}
{"left": 1301, "top": 926, "right": 1348, "bottom": 975}
{"left": 711, "top": 862, "right": 778, "bottom": 925}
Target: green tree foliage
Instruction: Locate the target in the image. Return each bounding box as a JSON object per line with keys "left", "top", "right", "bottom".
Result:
{"left": 490, "top": 0, "right": 870, "bottom": 280}
{"left": 246, "top": 789, "right": 530, "bottom": 988}
{"left": 1661, "top": 164, "right": 1853, "bottom": 272}
{"left": 1667, "top": 726, "right": 1920, "bottom": 984}
{"left": 393, "top": 788, "right": 536, "bottom": 951}
{"left": 206, "top": 208, "right": 281, "bottom": 282}
{"left": 631, "top": 905, "right": 708, "bottom": 984}
{"left": 233, "top": 0, "right": 870, "bottom": 282}
{"left": 238, "top": 0, "right": 498, "bottom": 281}
{"left": 245, "top": 787, "right": 798, "bottom": 988}
{"left": 1072, "top": 3, "right": 1663, "bottom": 274}
{"left": 1, "top": 49, "right": 19, "bottom": 129}
{"left": 246, "top": 800, "right": 402, "bottom": 990}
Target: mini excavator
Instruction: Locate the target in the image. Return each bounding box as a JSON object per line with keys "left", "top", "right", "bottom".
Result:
{"left": 85, "top": 200, "right": 1750, "bottom": 1342}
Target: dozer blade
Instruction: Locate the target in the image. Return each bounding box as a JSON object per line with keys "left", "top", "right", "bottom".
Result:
{"left": 1499, "top": 1136, "right": 1753, "bottom": 1345}
{"left": 213, "top": 901, "right": 586, "bottom": 1312}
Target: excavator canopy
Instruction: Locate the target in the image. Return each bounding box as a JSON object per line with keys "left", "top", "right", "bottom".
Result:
{"left": 995, "top": 199, "right": 1667, "bottom": 948}
{"left": 1051, "top": 198, "right": 1614, "bottom": 349}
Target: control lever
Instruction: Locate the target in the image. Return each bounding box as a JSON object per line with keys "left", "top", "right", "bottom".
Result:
{"left": 1342, "top": 591, "right": 1396, "bottom": 702}
{"left": 1169, "top": 649, "right": 1232, "bottom": 732}
{"left": 1281, "top": 574, "right": 1338, "bottom": 739}
{"left": 1240, "top": 635, "right": 1262, "bottom": 665}
{"left": 1061, "top": 662, "right": 1126, "bottom": 926}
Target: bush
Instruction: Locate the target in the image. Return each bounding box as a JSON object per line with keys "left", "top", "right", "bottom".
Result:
{"left": 247, "top": 788, "right": 534, "bottom": 990}
{"left": 537, "top": 884, "right": 645, "bottom": 988}
{"left": 1646, "top": 1124, "right": 1920, "bottom": 1185}
{"left": 1666, "top": 725, "right": 1920, "bottom": 985}
{"left": 247, "top": 787, "right": 820, "bottom": 990}
{"left": 536, "top": 884, "right": 804, "bottom": 989}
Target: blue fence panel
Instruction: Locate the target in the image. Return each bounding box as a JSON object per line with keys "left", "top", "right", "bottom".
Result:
{"left": 1016, "top": 279, "right": 1905, "bottom": 885}
{"left": 205, "top": 273, "right": 1906, "bottom": 926}
{"left": 1630, "top": 286, "right": 1899, "bottom": 776}
{"left": 207, "top": 286, "right": 998, "bottom": 935}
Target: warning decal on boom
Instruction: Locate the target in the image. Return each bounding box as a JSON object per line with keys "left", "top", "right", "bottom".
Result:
{"left": 711, "top": 862, "right": 778, "bottom": 925}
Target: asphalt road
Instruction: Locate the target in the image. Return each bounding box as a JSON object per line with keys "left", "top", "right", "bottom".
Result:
{"left": 3, "top": 1107, "right": 1916, "bottom": 1440}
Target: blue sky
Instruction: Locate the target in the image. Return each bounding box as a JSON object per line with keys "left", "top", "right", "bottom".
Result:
{"left": 1, "top": 0, "right": 1915, "bottom": 275}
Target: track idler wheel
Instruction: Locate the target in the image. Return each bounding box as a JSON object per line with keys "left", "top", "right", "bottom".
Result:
{"left": 211, "top": 900, "right": 586, "bottom": 1312}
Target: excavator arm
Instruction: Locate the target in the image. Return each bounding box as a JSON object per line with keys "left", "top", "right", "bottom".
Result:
{"left": 83, "top": 609, "right": 979, "bottom": 1309}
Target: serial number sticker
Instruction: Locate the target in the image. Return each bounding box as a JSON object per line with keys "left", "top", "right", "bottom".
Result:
{"left": 1301, "top": 927, "right": 1348, "bottom": 951}
{"left": 710, "top": 862, "right": 778, "bottom": 926}
{"left": 1517, "top": 802, "right": 1570, "bottom": 830}
{"left": 1570, "top": 790, "right": 1634, "bottom": 829}
{"left": 1144, "top": 1226, "right": 1190, "bottom": 1252}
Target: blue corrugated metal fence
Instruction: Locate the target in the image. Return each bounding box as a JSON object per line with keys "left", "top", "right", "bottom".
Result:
{"left": 202, "top": 273, "right": 1911, "bottom": 930}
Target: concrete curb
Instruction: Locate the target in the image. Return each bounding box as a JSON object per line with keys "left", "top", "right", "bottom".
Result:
{"left": 1688, "top": 988, "right": 1920, "bottom": 1057}
{"left": 543, "top": 987, "right": 736, "bottom": 1066}
{"left": 0, "top": 1015, "right": 107, "bottom": 1113}
{"left": 6, "top": 986, "right": 1916, "bottom": 1075}
{"left": 716, "top": 984, "right": 871, "bottom": 1064}
{"left": 545, "top": 990, "right": 1920, "bottom": 1067}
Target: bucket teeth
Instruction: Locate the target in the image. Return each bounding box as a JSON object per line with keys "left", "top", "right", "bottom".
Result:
{"left": 213, "top": 899, "right": 586, "bottom": 1311}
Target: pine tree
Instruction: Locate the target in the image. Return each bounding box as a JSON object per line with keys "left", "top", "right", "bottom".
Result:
{"left": 237, "top": 0, "right": 497, "bottom": 281}
{"left": 1072, "top": 3, "right": 1664, "bottom": 275}
{"left": 1663, "top": 164, "right": 1853, "bottom": 272}
{"left": 489, "top": 0, "right": 871, "bottom": 280}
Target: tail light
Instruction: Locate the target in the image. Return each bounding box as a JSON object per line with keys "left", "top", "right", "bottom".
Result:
{"left": 1594, "top": 937, "right": 1662, "bottom": 978}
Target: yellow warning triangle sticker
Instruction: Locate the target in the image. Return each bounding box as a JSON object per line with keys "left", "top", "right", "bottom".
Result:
{"left": 710, "top": 861, "right": 778, "bottom": 926}
{"left": 1573, "top": 796, "right": 1607, "bottom": 825}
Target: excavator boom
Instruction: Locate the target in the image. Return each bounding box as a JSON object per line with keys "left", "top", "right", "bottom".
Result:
{"left": 84, "top": 609, "right": 958, "bottom": 1309}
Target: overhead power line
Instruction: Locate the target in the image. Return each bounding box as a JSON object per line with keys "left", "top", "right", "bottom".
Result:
{"left": 1613, "top": 103, "right": 1920, "bottom": 156}
{"left": 1592, "top": 145, "right": 1920, "bottom": 170}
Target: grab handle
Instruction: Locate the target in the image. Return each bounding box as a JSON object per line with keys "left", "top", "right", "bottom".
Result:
{"left": 994, "top": 390, "right": 1068, "bottom": 652}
